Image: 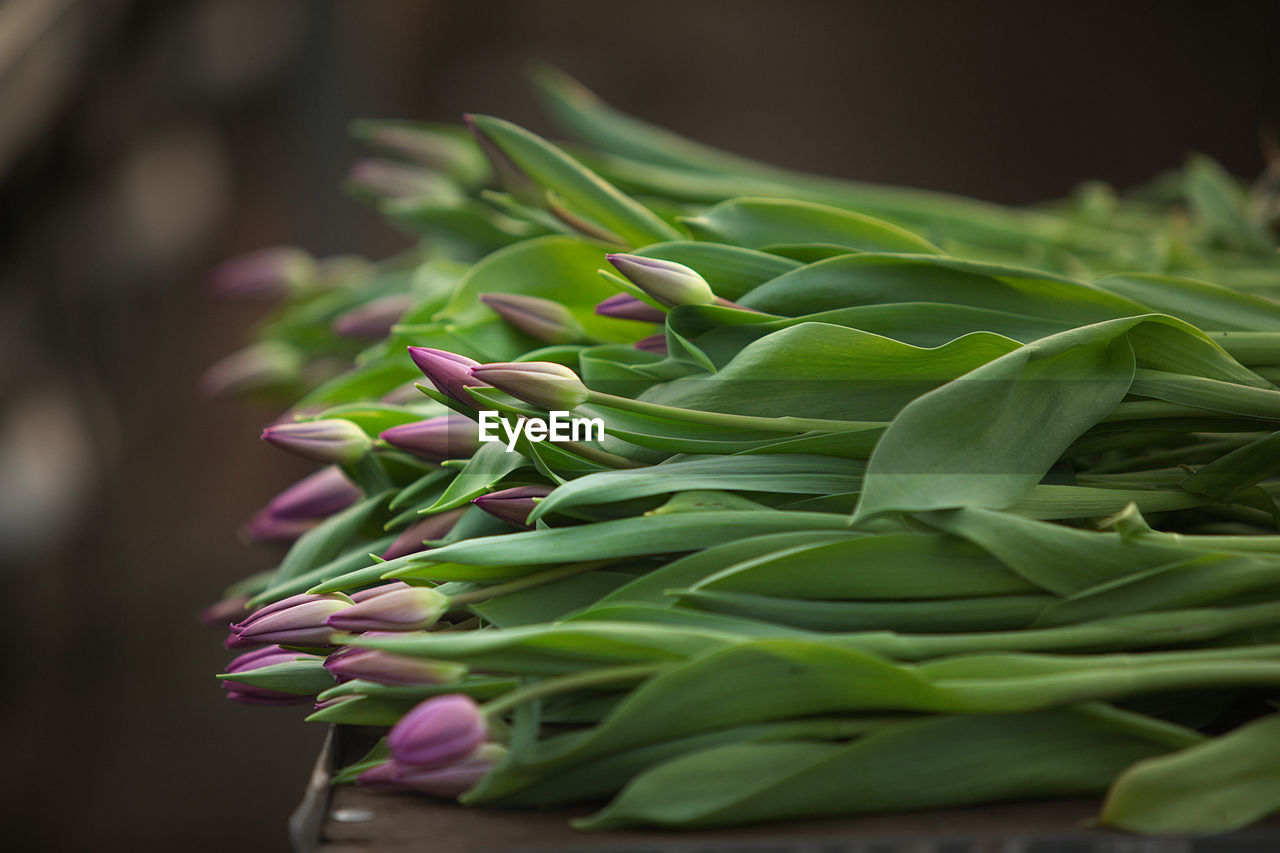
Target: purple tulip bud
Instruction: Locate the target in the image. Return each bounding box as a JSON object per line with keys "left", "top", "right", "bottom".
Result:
{"left": 381, "top": 382, "right": 425, "bottom": 405}
{"left": 243, "top": 512, "right": 319, "bottom": 544}
{"left": 380, "top": 415, "right": 480, "bottom": 462}
{"left": 595, "top": 293, "right": 667, "bottom": 323}
{"left": 209, "top": 246, "right": 315, "bottom": 299}
{"left": 471, "top": 485, "right": 554, "bottom": 528}
{"left": 200, "top": 594, "right": 250, "bottom": 627}
{"left": 324, "top": 647, "right": 466, "bottom": 686}
{"left": 348, "top": 582, "right": 413, "bottom": 604}
{"left": 606, "top": 254, "right": 715, "bottom": 307}
{"left": 478, "top": 292, "right": 584, "bottom": 344}
{"left": 381, "top": 509, "right": 466, "bottom": 560}
{"left": 332, "top": 293, "right": 416, "bottom": 340}
{"left": 265, "top": 467, "right": 362, "bottom": 520}
{"left": 325, "top": 587, "right": 448, "bottom": 633}
{"left": 222, "top": 645, "right": 324, "bottom": 706}
{"left": 357, "top": 744, "right": 504, "bottom": 798}
{"left": 232, "top": 593, "right": 352, "bottom": 646}
{"left": 261, "top": 419, "right": 372, "bottom": 465}
{"left": 467, "top": 362, "right": 589, "bottom": 410}
{"left": 357, "top": 122, "right": 476, "bottom": 179}
{"left": 464, "top": 115, "right": 541, "bottom": 206}
{"left": 199, "top": 342, "right": 302, "bottom": 398}
{"left": 387, "top": 694, "right": 488, "bottom": 768}
{"left": 224, "top": 631, "right": 262, "bottom": 649}
{"left": 347, "top": 158, "right": 456, "bottom": 201}
{"left": 633, "top": 333, "right": 669, "bottom": 354}
{"left": 407, "top": 347, "right": 485, "bottom": 406}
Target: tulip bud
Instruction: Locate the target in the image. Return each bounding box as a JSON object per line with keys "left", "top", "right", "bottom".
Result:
{"left": 387, "top": 694, "right": 488, "bottom": 768}
{"left": 324, "top": 647, "right": 466, "bottom": 686}
{"left": 325, "top": 587, "right": 448, "bottom": 633}
{"left": 332, "top": 293, "right": 416, "bottom": 339}
{"left": 380, "top": 415, "right": 480, "bottom": 462}
{"left": 347, "top": 582, "right": 413, "bottom": 604}
{"left": 200, "top": 595, "right": 250, "bottom": 628}
{"left": 381, "top": 509, "right": 466, "bottom": 561}
{"left": 222, "top": 645, "right": 324, "bottom": 706}
{"left": 261, "top": 419, "right": 372, "bottom": 465}
{"left": 232, "top": 593, "right": 352, "bottom": 646}
{"left": 407, "top": 347, "right": 485, "bottom": 406}
{"left": 357, "top": 744, "right": 505, "bottom": 798}
{"left": 606, "top": 254, "right": 715, "bottom": 307}
{"left": 633, "top": 333, "right": 669, "bottom": 354}
{"left": 346, "top": 158, "right": 457, "bottom": 201}
{"left": 243, "top": 512, "right": 319, "bottom": 545}
{"left": 265, "top": 467, "right": 361, "bottom": 520}
{"left": 595, "top": 293, "right": 667, "bottom": 323}
{"left": 471, "top": 485, "right": 553, "bottom": 528}
{"left": 199, "top": 341, "right": 302, "bottom": 398}
{"left": 467, "top": 362, "right": 589, "bottom": 410}
{"left": 478, "top": 292, "right": 584, "bottom": 344}
{"left": 209, "top": 246, "right": 315, "bottom": 299}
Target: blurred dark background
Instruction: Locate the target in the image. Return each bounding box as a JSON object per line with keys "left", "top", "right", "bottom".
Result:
{"left": 1, "top": 0, "right": 1276, "bottom": 850}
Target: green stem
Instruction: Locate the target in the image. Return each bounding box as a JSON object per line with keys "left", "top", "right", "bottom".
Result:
{"left": 585, "top": 390, "right": 883, "bottom": 434}
{"left": 448, "top": 559, "right": 616, "bottom": 605}
{"left": 555, "top": 439, "right": 645, "bottom": 468}
{"left": 480, "top": 663, "right": 662, "bottom": 718}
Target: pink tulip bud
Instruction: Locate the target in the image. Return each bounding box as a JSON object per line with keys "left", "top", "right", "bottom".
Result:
{"left": 595, "top": 292, "right": 666, "bottom": 323}
{"left": 232, "top": 593, "right": 352, "bottom": 646}
{"left": 387, "top": 694, "right": 488, "bottom": 768}
{"left": 332, "top": 293, "right": 415, "bottom": 339}
{"left": 209, "top": 246, "right": 315, "bottom": 299}
{"left": 380, "top": 509, "right": 466, "bottom": 560}
{"left": 606, "top": 254, "right": 715, "bottom": 307}
{"left": 261, "top": 419, "right": 372, "bottom": 465}
{"left": 265, "top": 467, "right": 362, "bottom": 520}
{"left": 468, "top": 362, "right": 589, "bottom": 410}
{"left": 380, "top": 415, "right": 480, "bottom": 462}
{"left": 221, "top": 645, "right": 324, "bottom": 706}
{"left": 471, "top": 485, "right": 553, "bottom": 528}
{"left": 478, "top": 292, "right": 583, "bottom": 344}
{"left": 324, "top": 647, "right": 466, "bottom": 686}
{"left": 325, "top": 587, "right": 448, "bottom": 633}
{"left": 407, "top": 347, "right": 485, "bottom": 406}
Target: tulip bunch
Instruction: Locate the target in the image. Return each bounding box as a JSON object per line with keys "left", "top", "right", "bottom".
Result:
{"left": 206, "top": 68, "right": 1280, "bottom": 836}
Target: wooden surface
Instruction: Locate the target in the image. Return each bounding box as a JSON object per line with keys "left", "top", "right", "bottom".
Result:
{"left": 299, "top": 727, "right": 1280, "bottom": 853}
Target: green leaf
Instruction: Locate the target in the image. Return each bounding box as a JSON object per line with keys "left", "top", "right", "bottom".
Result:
{"left": 530, "top": 454, "right": 864, "bottom": 521}
{"left": 1101, "top": 712, "right": 1280, "bottom": 835}
{"left": 217, "top": 659, "right": 334, "bottom": 695}
{"left": 466, "top": 115, "right": 680, "bottom": 248}
{"left": 580, "top": 705, "right": 1192, "bottom": 829}
{"left": 683, "top": 198, "right": 940, "bottom": 256}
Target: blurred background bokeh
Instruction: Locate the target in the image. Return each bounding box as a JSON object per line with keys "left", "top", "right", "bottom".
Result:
{"left": 1, "top": 1, "right": 1276, "bottom": 850}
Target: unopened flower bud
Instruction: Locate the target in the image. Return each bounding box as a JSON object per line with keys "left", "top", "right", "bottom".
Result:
{"left": 324, "top": 647, "right": 466, "bottom": 686}
{"left": 467, "top": 362, "right": 589, "bottom": 410}
{"left": 325, "top": 587, "right": 448, "bottom": 633}
{"left": 261, "top": 419, "right": 372, "bottom": 465}
{"left": 347, "top": 582, "right": 413, "bottom": 604}
{"left": 232, "top": 593, "right": 352, "bottom": 646}
{"left": 243, "top": 512, "right": 319, "bottom": 545}
{"left": 380, "top": 415, "right": 480, "bottom": 462}
{"left": 221, "top": 645, "right": 324, "bottom": 706}
{"left": 471, "top": 485, "right": 553, "bottom": 528}
{"left": 209, "top": 247, "right": 315, "bottom": 299}
{"left": 606, "top": 254, "right": 715, "bottom": 307}
{"left": 199, "top": 341, "right": 302, "bottom": 398}
{"left": 479, "top": 292, "right": 583, "bottom": 344}
{"left": 357, "top": 744, "right": 505, "bottom": 798}
{"left": 332, "top": 293, "right": 415, "bottom": 339}
{"left": 633, "top": 333, "right": 669, "bottom": 354}
{"left": 595, "top": 293, "right": 666, "bottom": 323}
{"left": 380, "top": 509, "right": 466, "bottom": 561}
{"left": 407, "top": 347, "right": 485, "bottom": 406}
{"left": 266, "top": 467, "right": 361, "bottom": 520}
{"left": 387, "top": 694, "right": 488, "bottom": 768}
{"left": 347, "top": 158, "right": 457, "bottom": 201}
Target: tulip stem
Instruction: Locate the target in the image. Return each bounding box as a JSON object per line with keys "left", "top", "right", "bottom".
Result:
{"left": 480, "top": 663, "right": 662, "bottom": 718}
{"left": 556, "top": 440, "right": 645, "bottom": 468}
{"left": 584, "top": 390, "right": 884, "bottom": 434}
{"left": 449, "top": 559, "right": 617, "bottom": 606}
